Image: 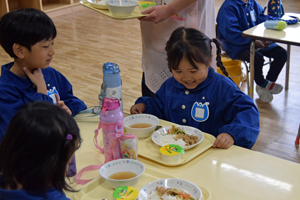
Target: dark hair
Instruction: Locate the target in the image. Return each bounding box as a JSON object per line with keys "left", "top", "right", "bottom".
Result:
{"left": 0, "top": 8, "right": 57, "bottom": 58}
{"left": 165, "top": 27, "right": 231, "bottom": 79}
{"left": 0, "top": 102, "right": 81, "bottom": 194}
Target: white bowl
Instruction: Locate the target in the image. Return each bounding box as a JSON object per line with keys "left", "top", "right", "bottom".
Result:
{"left": 152, "top": 125, "right": 204, "bottom": 150}
{"left": 123, "top": 114, "right": 159, "bottom": 139}
{"left": 87, "top": 0, "right": 108, "bottom": 9}
{"left": 99, "top": 159, "right": 145, "bottom": 189}
{"left": 139, "top": 178, "right": 202, "bottom": 200}
{"left": 105, "top": 0, "right": 138, "bottom": 17}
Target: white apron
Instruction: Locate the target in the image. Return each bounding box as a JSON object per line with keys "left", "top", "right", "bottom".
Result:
{"left": 140, "top": 0, "right": 216, "bottom": 93}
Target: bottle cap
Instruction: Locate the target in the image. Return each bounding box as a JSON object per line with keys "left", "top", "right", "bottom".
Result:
{"left": 103, "top": 62, "right": 120, "bottom": 74}
{"left": 102, "top": 97, "right": 120, "bottom": 111}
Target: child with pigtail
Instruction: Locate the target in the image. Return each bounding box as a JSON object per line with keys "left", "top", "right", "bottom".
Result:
{"left": 130, "top": 27, "right": 260, "bottom": 149}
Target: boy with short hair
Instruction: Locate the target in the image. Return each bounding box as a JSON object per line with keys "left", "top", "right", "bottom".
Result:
{"left": 216, "top": 0, "right": 288, "bottom": 102}
{"left": 0, "top": 8, "right": 87, "bottom": 140}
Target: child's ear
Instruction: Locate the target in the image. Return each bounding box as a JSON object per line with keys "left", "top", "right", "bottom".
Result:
{"left": 12, "top": 43, "right": 25, "bottom": 59}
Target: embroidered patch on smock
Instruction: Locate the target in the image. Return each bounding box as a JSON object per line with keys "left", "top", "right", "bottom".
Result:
{"left": 47, "top": 86, "right": 59, "bottom": 105}
{"left": 191, "top": 102, "right": 210, "bottom": 122}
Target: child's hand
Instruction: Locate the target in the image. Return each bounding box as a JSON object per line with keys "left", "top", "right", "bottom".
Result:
{"left": 213, "top": 133, "right": 234, "bottom": 149}
{"left": 55, "top": 94, "right": 72, "bottom": 116}
{"left": 254, "top": 40, "right": 265, "bottom": 48}
{"left": 23, "top": 67, "right": 47, "bottom": 94}
{"left": 130, "top": 103, "right": 145, "bottom": 114}
{"left": 262, "top": 40, "right": 273, "bottom": 47}
{"left": 262, "top": 40, "right": 271, "bottom": 45}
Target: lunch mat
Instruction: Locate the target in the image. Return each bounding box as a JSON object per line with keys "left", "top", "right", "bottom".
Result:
{"left": 73, "top": 167, "right": 211, "bottom": 200}
{"left": 80, "top": 1, "right": 146, "bottom": 20}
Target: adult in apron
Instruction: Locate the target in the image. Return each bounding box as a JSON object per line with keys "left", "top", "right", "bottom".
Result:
{"left": 140, "top": 0, "right": 216, "bottom": 95}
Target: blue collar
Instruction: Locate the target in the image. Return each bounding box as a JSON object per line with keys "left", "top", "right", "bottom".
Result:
{"left": 235, "top": 0, "right": 253, "bottom": 5}
{"left": 1, "top": 62, "right": 51, "bottom": 90}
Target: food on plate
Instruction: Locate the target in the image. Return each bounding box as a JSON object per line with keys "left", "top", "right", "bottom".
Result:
{"left": 149, "top": 187, "right": 195, "bottom": 200}
{"left": 175, "top": 134, "right": 199, "bottom": 146}
{"left": 129, "top": 123, "right": 152, "bottom": 128}
{"left": 168, "top": 125, "right": 186, "bottom": 135}
{"left": 158, "top": 125, "right": 199, "bottom": 147}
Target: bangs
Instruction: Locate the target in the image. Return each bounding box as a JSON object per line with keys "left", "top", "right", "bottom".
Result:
{"left": 167, "top": 41, "right": 210, "bottom": 70}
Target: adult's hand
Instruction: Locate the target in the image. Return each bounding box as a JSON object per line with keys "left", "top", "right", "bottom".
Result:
{"left": 139, "top": 5, "right": 173, "bottom": 23}
{"left": 138, "top": 0, "right": 196, "bottom": 23}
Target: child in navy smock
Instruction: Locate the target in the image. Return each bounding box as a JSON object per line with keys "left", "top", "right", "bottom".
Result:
{"left": 130, "top": 27, "right": 260, "bottom": 149}
{"left": 0, "top": 8, "right": 87, "bottom": 140}
{"left": 216, "top": 0, "right": 287, "bottom": 103}
{"left": 0, "top": 102, "right": 82, "bottom": 199}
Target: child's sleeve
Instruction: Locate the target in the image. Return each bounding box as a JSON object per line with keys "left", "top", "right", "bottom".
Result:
{"left": 218, "top": 90, "right": 260, "bottom": 149}
{"left": 217, "top": 6, "right": 252, "bottom": 46}
{"left": 0, "top": 88, "right": 54, "bottom": 141}
{"left": 135, "top": 85, "right": 167, "bottom": 119}
{"left": 54, "top": 71, "right": 87, "bottom": 117}
{"left": 0, "top": 97, "right": 22, "bottom": 141}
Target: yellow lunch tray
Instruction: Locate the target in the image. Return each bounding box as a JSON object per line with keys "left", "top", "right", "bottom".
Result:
{"left": 73, "top": 167, "right": 211, "bottom": 200}
{"left": 80, "top": 1, "right": 146, "bottom": 20}
{"left": 138, "top": 132, "right": 215, "bottom": 166}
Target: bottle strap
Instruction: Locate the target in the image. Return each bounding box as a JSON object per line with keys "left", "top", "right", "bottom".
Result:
{"left": 265, "top": 15, "right": 299, "bottom": 25}
{"left": 75, "top": 164, "right": 103, "bottom": 185}
{"left": 93, "top": 123, "right": 104, "bottom": 154}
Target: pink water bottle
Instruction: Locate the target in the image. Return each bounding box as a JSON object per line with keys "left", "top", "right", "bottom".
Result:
{"left": 94, "top": 97, "right": 124, "bottom": 163}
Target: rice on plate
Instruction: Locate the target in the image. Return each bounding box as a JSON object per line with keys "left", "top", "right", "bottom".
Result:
{"left": 157, "top": 134, "right": 186, "bottom": 147}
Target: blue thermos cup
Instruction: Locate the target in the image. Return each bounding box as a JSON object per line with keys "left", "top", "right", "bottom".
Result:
{"left": 99, "top": 62, "right": 123, "bottom": 112}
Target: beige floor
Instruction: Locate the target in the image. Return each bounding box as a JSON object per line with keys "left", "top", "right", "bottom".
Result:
{"left": 0, "top": 0, "right": 299, "bottom": 163}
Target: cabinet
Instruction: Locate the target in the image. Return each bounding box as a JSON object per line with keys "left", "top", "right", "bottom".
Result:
{"left": 0, "top": 0, "right": 84, "bottom": 18}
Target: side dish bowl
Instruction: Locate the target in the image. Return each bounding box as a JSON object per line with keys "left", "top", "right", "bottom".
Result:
{"left": 99, "top": 159, "right": 145, "bottom": 189}
{"left": 105, "top": 0, "right": 138, "bottom": 17}
{"left": 152, "top": 125, "right": 204, "bottom": 150}
{"left": 123, "top": 114, "right": 159, "bottom": 139}
{"left": 138, "top": 178, "right": 202, "bottom": 200}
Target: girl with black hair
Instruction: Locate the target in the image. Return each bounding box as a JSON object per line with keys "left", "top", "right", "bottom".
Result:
{"left": 0, "top": 102, "right": 82, "bottom": 199}
{"left": 130, "top": 27, "right": 260, "bottom": 149}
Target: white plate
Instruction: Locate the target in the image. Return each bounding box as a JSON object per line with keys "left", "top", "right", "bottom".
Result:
{"left": 152, "top": 125, "right": 204, "bottom": 150}
{"left": 139, "top": 178, "right": 202, "bottom": 200}
{"left": 86, "top": 0, "right": 108, "bottom": 9}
